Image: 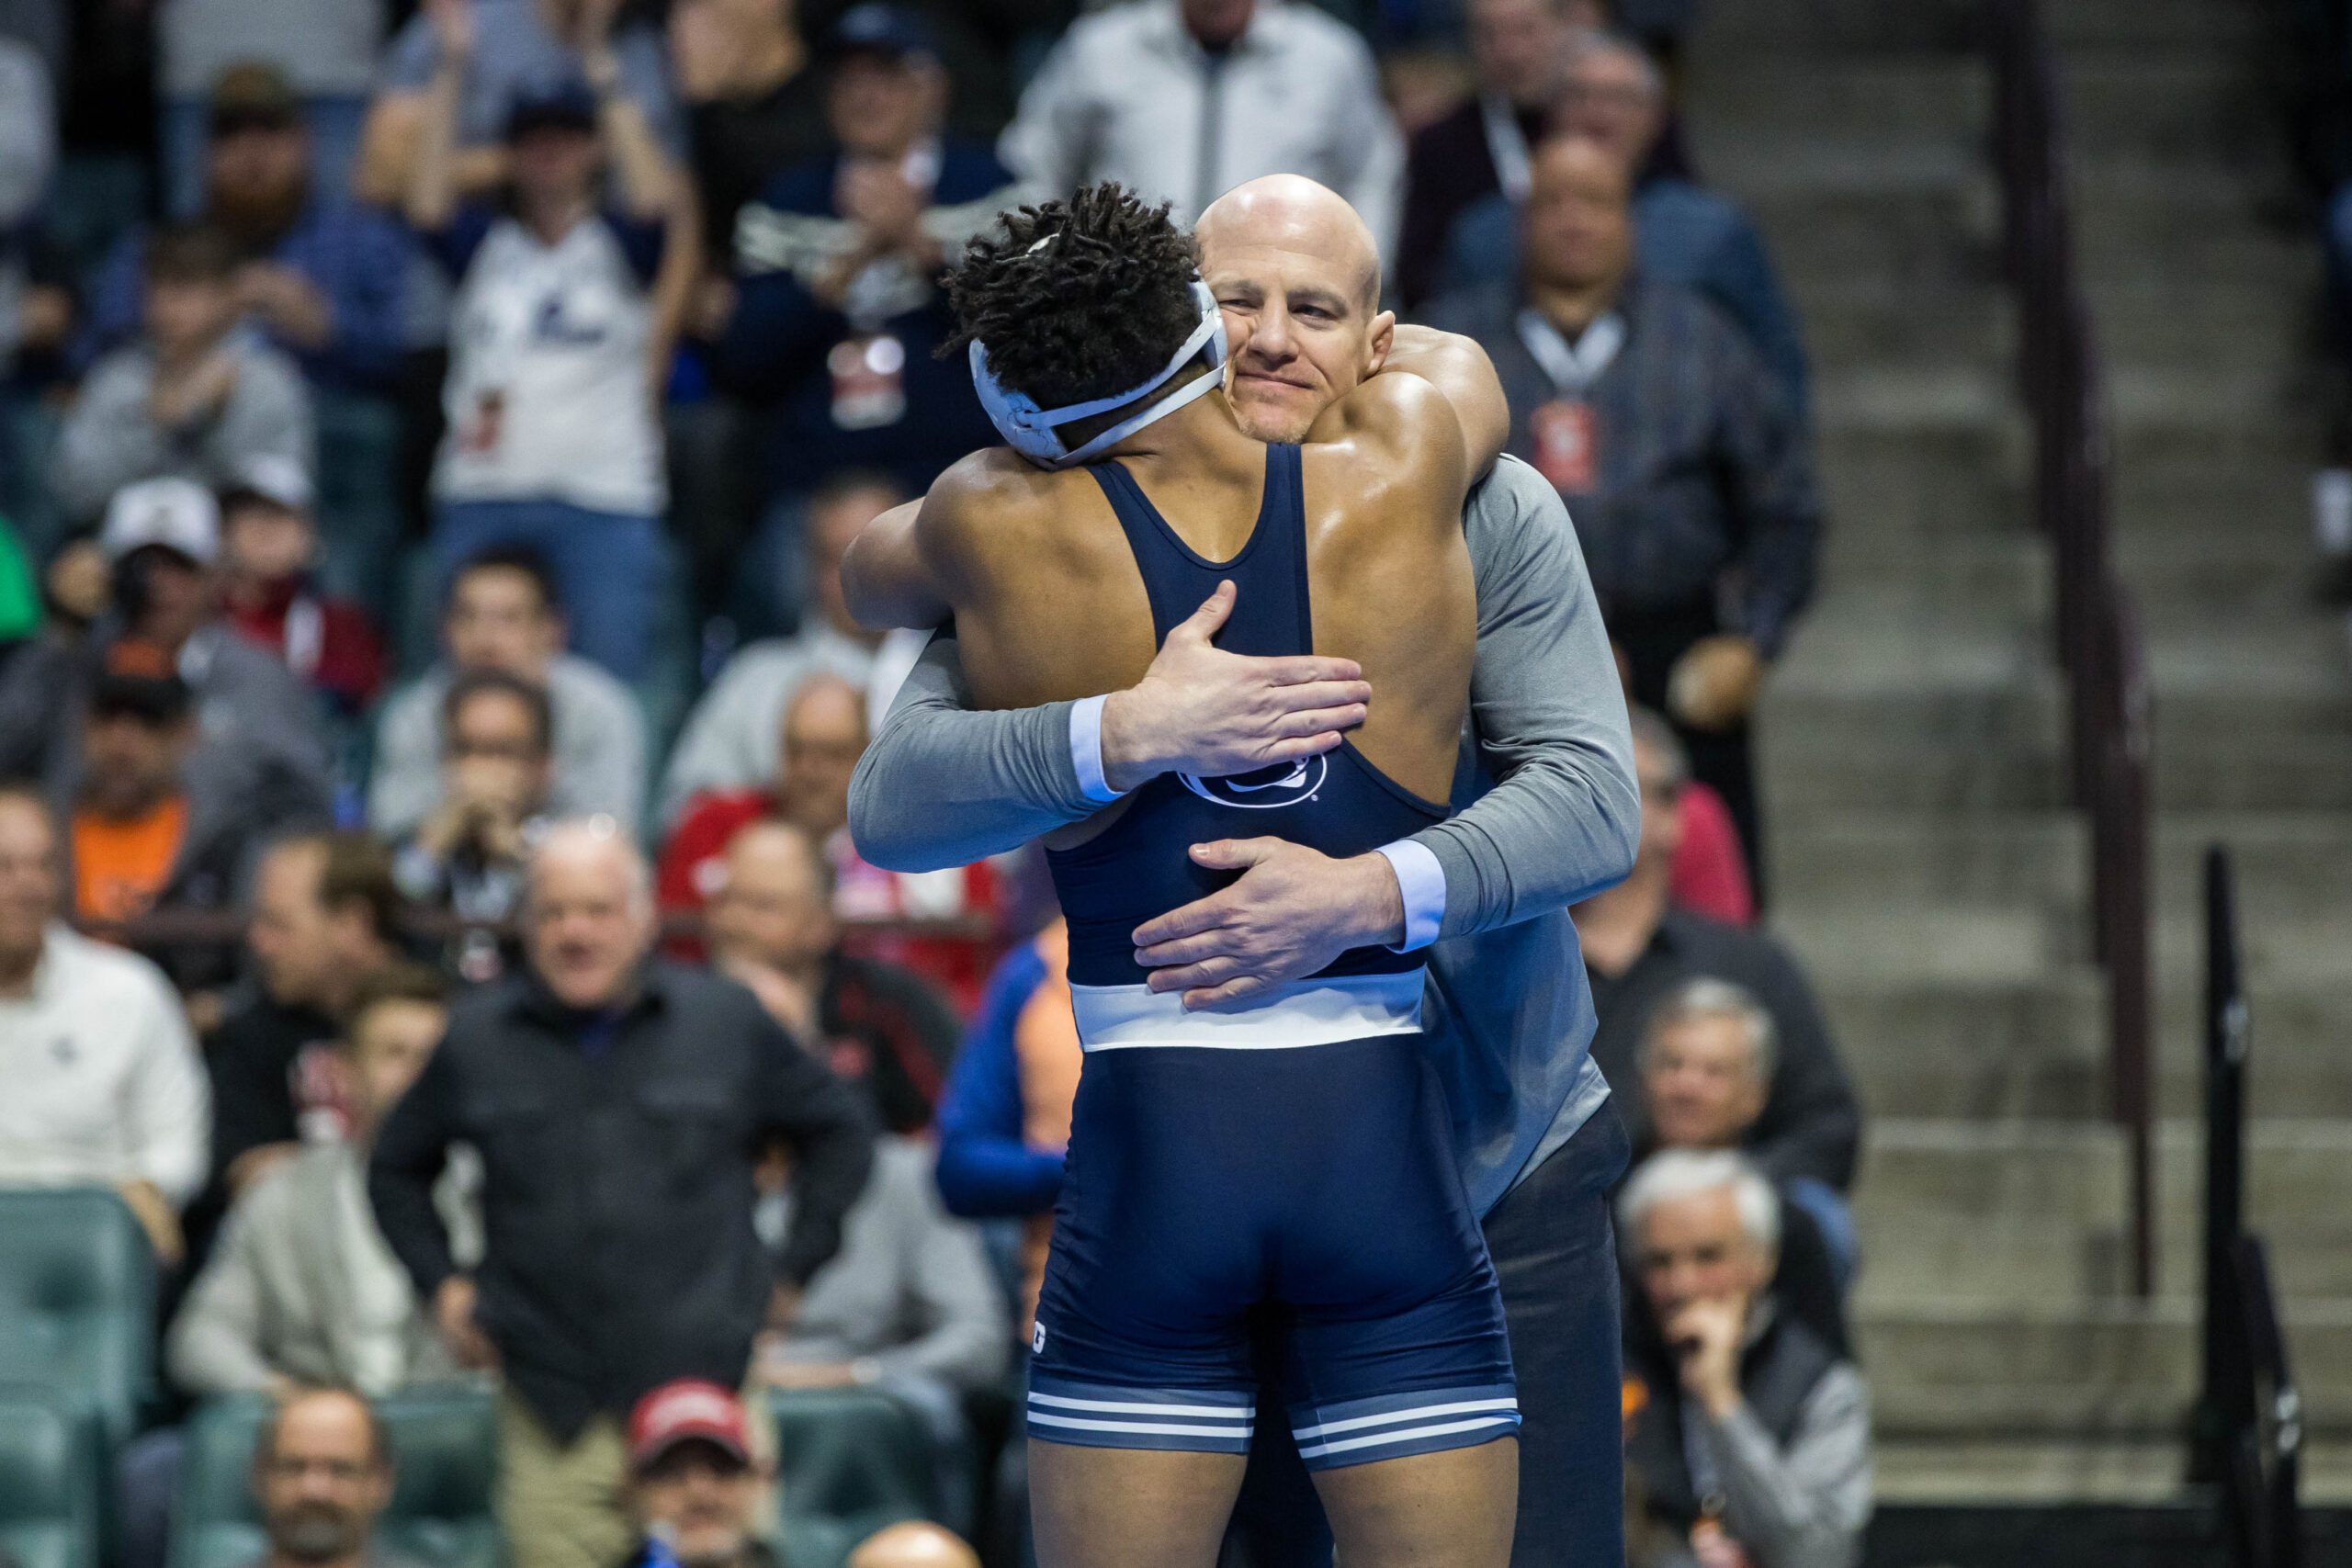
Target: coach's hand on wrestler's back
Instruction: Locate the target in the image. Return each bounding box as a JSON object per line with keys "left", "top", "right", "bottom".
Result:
{"left": 1098, "top": 581, "right": 1373, "bottom": 794}
{"left": 1667, "top": 634, "right": 1764, "bottom": 731}
{"left": 1129, "top": 838, "right": 1404, "bottom": 1009}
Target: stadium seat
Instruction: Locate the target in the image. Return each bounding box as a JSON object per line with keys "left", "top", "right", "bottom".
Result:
{"left": 0, "top": 1391, "right": 101, "bottom": 1568}
{"left": 0, "top": 1190, "right": 158, "bottom": 1450}
{"left": 771, "top": 1387, "right": 936, "bottom": 1568}
{"left": 168, "top": 1387, "right": 503, "bottom": 1568}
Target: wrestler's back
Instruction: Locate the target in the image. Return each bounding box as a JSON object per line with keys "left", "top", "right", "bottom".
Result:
{"left": 931, "top": 379, "right": 1476, "bottom": 809}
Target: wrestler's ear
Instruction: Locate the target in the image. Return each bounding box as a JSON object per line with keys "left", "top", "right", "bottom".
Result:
{"left": 1364, "top": 310, "right": 1396, "bottom": 375}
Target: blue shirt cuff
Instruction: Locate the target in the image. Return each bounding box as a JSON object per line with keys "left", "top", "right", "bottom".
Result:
{"left": 1374, "top": 839, "right": 1446, "bottom": 953}
{"left": 1069, "top": 694, "right": 1127, "bottom": 805}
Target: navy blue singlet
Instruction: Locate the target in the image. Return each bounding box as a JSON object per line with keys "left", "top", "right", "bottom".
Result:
{"left": 1023, "top": 442, "right": 1519, "bottom": 1472}
{"left": 1046, "top": 443, "right": 1448, "bottom": 989}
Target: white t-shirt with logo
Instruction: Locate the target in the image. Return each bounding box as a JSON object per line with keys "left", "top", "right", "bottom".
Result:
{"left": 430, "top": 208, "right": 668, "bottom": 517}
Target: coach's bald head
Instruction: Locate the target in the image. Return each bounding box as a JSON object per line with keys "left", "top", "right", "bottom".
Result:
{"left": 1195, "top": 175, "right": 1395, "bottom": 443}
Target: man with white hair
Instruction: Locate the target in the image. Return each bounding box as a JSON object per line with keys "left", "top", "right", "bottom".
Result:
{"left": 1618, "top": 1149, "right": 1870, "bottom": 1568}
{"left": 369, "top": 819, "right": 875, "bottom": 1568}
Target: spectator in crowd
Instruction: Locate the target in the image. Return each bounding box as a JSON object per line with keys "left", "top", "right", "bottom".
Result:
{"left": 705, "top": 818, "right": 961, "bottom": 1134}
{"left": 172, "top": 964, "right": 456, "bottom": 1396}
{"left": 244, "top": 1390, "right": 418, "bottom": 1568}
{"left": 711, "top": 6, "right": 1015, "bottom": 513}
{"left": 932, "top": 918, "right": 1075, "bottom": 1336}
{"left": 1394, "top": 0, "right": 1593, "bottom": 308}
{"left": 403, "top": 0, "right": 695, "bottom": 686}
{"left": 672, "top": 0, "right": 825, "bottom": 291}
{"left": 0, "top": 479, "right": 332, "bottom": 808}
{"left": 660, "top": 475, "right": 894, "bottom": 822}
{"left": 155, "top": 6, "right": 382, "bottom": 216}
{"left": 216, "top": 457, "right": 387, "bottom": 716}
{"left": 1439, "top": 30, "right": 1810, "bottom": 412}
{"left": 203, "top": 832, "right": 403, "bottom": 1218}
{"left": 1424, "top": 136, "right": 1819, "bottom": 872}
{"left": 0, "top": 33, "right": 69, "bottom": 499}
{"left": 1641, "top": 975, "right": 1856, "bottom": 1278}
{"left": 65, "top": 650, "right": 316, "bottom": 991}
{"left": 360, "top": 0, "right": 684, "bottom": 207}
{"left": 368, "top": 821, "right": 874, "bottom": 1568}
{"left": 756, "top": 1132, "right": 1005, "bottom": 1390}
{"left": 1000, "top": 0, "right": 1404, "bottom": 253}
{"left": 84, "top": 64, "right": 409, "bottom": 396}
{"left": 1618, "top": 1150, "right": 1871, "bottom": 1568}
{"left": 616, "top": 1381, "right": 981, "bottom": 1568}
{"left": 0, "top": 786, "right": 209, "bottom": 1267}
{"left": 370, "top": 547, "right": 647, "bottom": 843}
{"left": 671, "top": 671, "right": 996, "bottom": 1010}
{"left": 390, "top": 670, "right": 555, "bottom": 933}
{"left": 1575, "top": 705, "right": 1859, "bottom": 1195}
{"left": 52, "top": 221, "right": 315, "bottom": 525}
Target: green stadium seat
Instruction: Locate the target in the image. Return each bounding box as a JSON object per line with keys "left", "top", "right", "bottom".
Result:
{"left": 0, "top": 1190, "right": 157, "bottom": 1450}
{"left": 0, "top": 1391, "right": 101, "bottom": 1568}
{"left": 169, "top": 1388, "right": 503, "bottom": 1568}
{"left": 770, "top": 1389, "right": 935, "bottom": 1568}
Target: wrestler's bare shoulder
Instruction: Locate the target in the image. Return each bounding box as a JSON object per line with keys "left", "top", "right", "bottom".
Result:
{"left": 913, "top": 446, "right": 1091, "bottom": 565}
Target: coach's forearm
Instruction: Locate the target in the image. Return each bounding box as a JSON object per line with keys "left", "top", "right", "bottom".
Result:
{"left": 847, "top": 632, "right": 1100, "bottom": 872}
{"left": 1409, "top": 458, "right": 1641, "bottom": 940}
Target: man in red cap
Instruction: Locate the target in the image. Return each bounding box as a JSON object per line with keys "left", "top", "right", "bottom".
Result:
{"left": 618, "top": 1381, "right": 978, "bottom": 1568}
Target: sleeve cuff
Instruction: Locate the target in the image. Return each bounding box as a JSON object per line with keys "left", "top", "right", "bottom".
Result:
{"left": 1069, "top": 694, "right": 1128, "bottom": 805}
{"left": 1374, "top": 839, "right": 1446, "bottom": 953}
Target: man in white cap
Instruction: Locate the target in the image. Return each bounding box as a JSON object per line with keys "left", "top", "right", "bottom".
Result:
{"left": 0, "top": 476, "right": 331, "bottom": 822}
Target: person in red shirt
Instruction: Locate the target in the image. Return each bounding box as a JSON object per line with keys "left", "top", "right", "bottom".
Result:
{"left": 660, "top": 669, "right": 998, "bottom": 1010}
{"left": 217, "top": 457, "right": 388, "bottom": 715}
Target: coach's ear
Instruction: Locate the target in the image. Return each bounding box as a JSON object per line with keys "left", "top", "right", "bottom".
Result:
{"left": 1363, "top": 309, "right": 1397, "bottom": 377}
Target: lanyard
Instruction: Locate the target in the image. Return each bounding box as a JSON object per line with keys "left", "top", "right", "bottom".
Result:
{"left": 1481, "top": 92, "right": 1532, "bottom": 205}
{"left": 1516, "top": 308, "right": 1625, "bottom": 397}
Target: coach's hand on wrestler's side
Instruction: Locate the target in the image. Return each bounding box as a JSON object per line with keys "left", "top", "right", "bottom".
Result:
{"left": 1130, "top": 839, "right": 1404, "bottom": 1008}
{"left": 1098, "top": 581, "right": 1373, "bottom": 794}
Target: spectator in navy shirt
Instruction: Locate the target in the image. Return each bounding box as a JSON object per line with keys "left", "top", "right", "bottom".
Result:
{"left": 403, "top": 0, "right": 694, "bottom": 684}
{"left": 1438, "top": 29, "right": 1810, "bottom": 415}
{"left": 81, "top": 64, "right": 410, "bottom": 397}
{"left": 711, "top": 5, "right": 1018, "bottom": 555}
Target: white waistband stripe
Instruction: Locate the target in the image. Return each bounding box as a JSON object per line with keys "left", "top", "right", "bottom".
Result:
{"left": 1071, "top": 971, "right": 1425, "bottom": 1051}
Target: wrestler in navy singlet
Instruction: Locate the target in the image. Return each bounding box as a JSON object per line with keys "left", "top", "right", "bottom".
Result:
{"left": 1026, "top": 443, "right": 1519, "bottom": 1472}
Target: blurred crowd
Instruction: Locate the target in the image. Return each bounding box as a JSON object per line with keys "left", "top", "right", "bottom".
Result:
{"left": 0, "top": 0, "right": 1865, "bottom": 1562}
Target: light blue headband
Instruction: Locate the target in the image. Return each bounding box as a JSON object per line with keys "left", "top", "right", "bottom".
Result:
{"left": 969, "top": 281, "right": 1229, "bottom": 469}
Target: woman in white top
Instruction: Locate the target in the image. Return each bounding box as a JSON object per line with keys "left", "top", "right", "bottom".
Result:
{"left": 403, "top": 0, "right": 695, "bottom": 683}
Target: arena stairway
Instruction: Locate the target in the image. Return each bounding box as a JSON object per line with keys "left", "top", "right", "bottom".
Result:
{"left": 1681, "top": 0, "right": 2352, "bottom": 1504}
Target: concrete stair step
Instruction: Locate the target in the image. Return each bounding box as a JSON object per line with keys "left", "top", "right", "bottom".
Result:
{"left": 2052, "top": 52, "right": 2278, "bottom": 159}
{"left": 1858, "top": 1299, "right": 2352, "bottom": 1438}
{"left": 2045, "top": 0, "right": 2268, "bottom": 49}
{"left": 1689, "top": 0, "right": 1975, "bottom": 54}
{"left": 1684, "top": 58, "right": 1986, "bottom": 147}
{"left": 1852, "top": 1121, "right": 2352, "bottom": 1304}
{"left": 1873, "top": 1436, "right": 2352, "bottom": 1505}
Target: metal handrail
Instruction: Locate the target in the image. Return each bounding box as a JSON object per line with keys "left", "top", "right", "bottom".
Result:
{"left": 1984, "top": 0, "right": 2157, "bottom": 1296}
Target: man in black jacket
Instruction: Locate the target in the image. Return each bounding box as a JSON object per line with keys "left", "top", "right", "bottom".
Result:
{"left": 369, "top": 820, "right": 875, "bottom": 1568}
{"left": 1573, "top": 712, "right": 1859, "bottom": 1194}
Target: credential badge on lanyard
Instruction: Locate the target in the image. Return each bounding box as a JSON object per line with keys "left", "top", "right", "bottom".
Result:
{"left": 1517, "top": 308, "right": 1623, "bottom": 496}
{"left": 831, "top": 333, "right": 909, "bottom": 430}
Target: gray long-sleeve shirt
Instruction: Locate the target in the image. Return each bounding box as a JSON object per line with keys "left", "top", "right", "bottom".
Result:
{"left": 846, "top": 455, "right": 1640, "bottom": 1212}
{"left": 52, "top": 333, "right": 315, "bottom": 525}
{"left": 1699, "top": 1364, "right": 1873, "bottom": 1568}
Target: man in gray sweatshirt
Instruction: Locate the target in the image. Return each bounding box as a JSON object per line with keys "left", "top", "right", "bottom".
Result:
{"left": 844, "top": 175, "right": 1641, "bottom": 1565}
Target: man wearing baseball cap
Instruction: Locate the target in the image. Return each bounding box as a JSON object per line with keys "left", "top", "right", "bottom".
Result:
{"left": 0, "top": 478, "right": 330, "bottom": 829}
{"left": 618, "top": 1381, "right": 978, "bottom": 1568}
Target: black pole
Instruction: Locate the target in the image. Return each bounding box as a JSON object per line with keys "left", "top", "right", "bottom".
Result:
{"left": 2189, "top": 844, "right": 2248, "bottom": 1484}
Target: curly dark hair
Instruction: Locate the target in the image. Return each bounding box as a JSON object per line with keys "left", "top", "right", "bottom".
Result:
{"left": 942, "top": 184, "right": 1204, "bottom": 411}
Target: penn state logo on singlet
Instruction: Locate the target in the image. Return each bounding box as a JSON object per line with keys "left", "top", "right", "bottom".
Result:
{"left": 1179, "top": 754, "right": 1327, "bottom": 809}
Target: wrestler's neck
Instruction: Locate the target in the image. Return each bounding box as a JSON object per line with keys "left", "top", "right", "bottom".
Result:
{"left": 1528, "top": 269, "right": 1626, "bottom": 338}
{"left": 1086, "top": 367, "right": 1260, "bottom": 470}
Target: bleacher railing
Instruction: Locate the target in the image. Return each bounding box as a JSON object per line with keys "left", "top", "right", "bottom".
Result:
{"left": 1984, "top": 0, "right": 2157, "bottom": 1297}
{"left": 2188, "top": 845, "right": 2303, "bottom": 1564}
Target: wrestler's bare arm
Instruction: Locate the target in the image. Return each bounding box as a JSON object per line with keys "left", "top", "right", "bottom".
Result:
{"left": 1310, "top": 325, "right": 1510, "bottom": 477}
